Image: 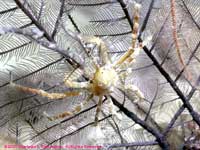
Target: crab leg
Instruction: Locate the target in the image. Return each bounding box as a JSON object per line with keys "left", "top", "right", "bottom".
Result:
{"left": 63, "top": 70, "right": 91, "bottom": 89}
{"left": 120, "top": 83, "right": 144, "bottom": 102}
{"left": 98, "top": 38, "right": 111, "bottom": 65}
{"left": 107, "top": 96, "right": 122, "bottom": 120}
{"left": 114, "top": 3, "right": 141, "bottom": 67}
{"left": 45, "top": 94, "right": 93, "bottom": 121}
{"left": 84, "top": 36, "right": 111, "bottom": 65}
{"left": 10, "top": 82, "right": 80, "bottom": 99}
{"left": 64, "top": 79, "right": 90, "bottom": 90}
{"left": 94, "top": 95, "right": 103, "bottom": 126}
{"left": 64, "top": 80, "right": 90, "bottom": 89}
{"left": 114, "top": 48, "right": 135, "bottom": 67}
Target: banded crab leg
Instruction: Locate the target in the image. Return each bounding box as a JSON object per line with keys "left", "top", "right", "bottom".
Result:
{"left": 9, "top": 71, "right": 80, "bottom": 99}
{"left": 10, "top": 82, "right": 80, "bottom": 99}
{"left": 114, "top": 3, "right": 142, "bottom": 68}
{"left": 45, "top": 94, "right": 94, "bottom": 121}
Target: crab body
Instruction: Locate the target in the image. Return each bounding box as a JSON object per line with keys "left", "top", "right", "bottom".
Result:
{"left": 90, "top": 65, "right": 118, "bottom": 96}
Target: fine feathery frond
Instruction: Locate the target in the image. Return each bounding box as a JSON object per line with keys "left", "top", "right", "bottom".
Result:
{"left": 0, "top": 0, "right": 199, "bottom": 150}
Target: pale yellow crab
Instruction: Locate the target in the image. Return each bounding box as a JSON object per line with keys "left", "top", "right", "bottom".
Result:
{"left": 10, "top": 3, "right": 144, "bottom": 126}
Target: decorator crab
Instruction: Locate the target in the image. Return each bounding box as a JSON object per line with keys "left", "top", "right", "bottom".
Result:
{"left": 10, "top": 3, "right": 145, "bottom": 126}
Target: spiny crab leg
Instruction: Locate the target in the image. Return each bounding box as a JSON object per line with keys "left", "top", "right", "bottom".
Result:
{"left": 45, "top": 94, "right": 93, "bottom": 121}
{"left": 10, "top": 82, "right": 80, "bottom": 99}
